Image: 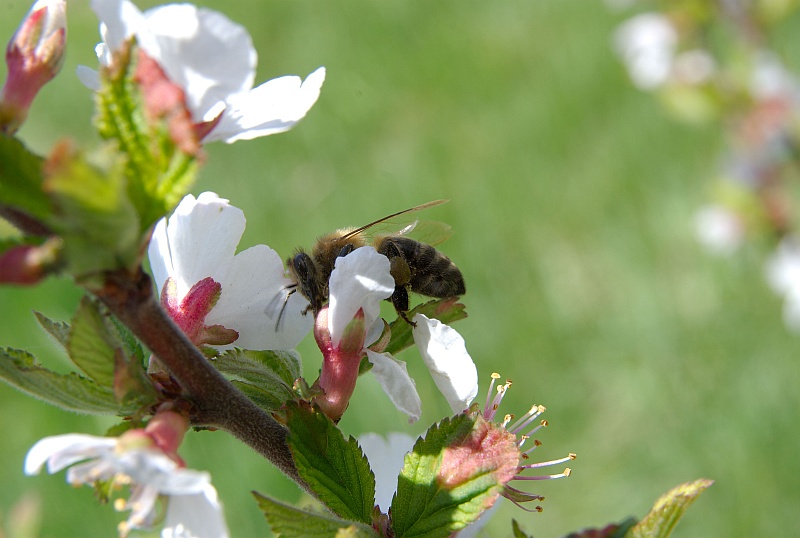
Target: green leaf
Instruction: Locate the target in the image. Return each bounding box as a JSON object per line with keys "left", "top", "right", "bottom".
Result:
{"left": 628, "top": 479, "right": 714, "bottom": 538}
{"left": 384, "top": 299, "right": 467, "bottom": 356}
{"left": 285, "top": 402, "right": 376, "bottom": 524}
{"left": 67, "top": 296, "right": 123, "bottom": 386}
{"left": 44, "top": 148, "right": 141, "bottom": 274}
{"left": 213, "top": 349, "right": 301, "bottom": 412}
{"left": 0, "top": 347, "right": 152, "bottom": 415}
{"left": 67, "top": 296, "right": 155, "bottom": 404}
{"left": 0, "top": 134, "right": 50, "bottom": 220}
{"left": 562, "top": 518, "right": 637, "bottom": 538}
{"left": 254, "top": 492, "right": 379, "bottom": 538}
{"left": 511, "top": 519, "right": 532, "bottom": 538}
{"left": 391, "top": 414, "right": 510, "bottom": 538}
{"left": 33, "top": 311, "right": 71, "bottom": 350}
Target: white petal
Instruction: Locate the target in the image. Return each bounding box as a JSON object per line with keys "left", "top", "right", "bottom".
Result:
{"left": 148, "top": 216, "right": 173, "bottom": 296}
{"left": 162, "top": 484, "right": 229, "bottom": 538}
{"left": 165, "top": 193, "right": 243, "bottom": 299}
{"left": 328, "top": 248, "right": 394, "bottom": 347}
{"left": 141, "top": 5, "right": 256, "bottom": 123}
{"left": 91, "top": 0, "right": 144, "bottom": 53}
{"left": 358, "top": 432, "right": 416, "bottom": 512}
{"left": 412, "top": 314, "right": 478, "bottom": 414}
{"left": 125, "top": 483, "right": 161, "bottom": 529}
{"left": 207, "top": 244, "right": 312, "bottom": 350}
{"left": 366, "top": 350, "right": 421, "bottom": 423}
{"left": 75, "top": 65, "right": 101, "bottom": 90}
{"left": 24, "top": 434, "right": 116, "bottom": 475}
{"left": 208, "top": 67, "right": 327, "bottom": 144}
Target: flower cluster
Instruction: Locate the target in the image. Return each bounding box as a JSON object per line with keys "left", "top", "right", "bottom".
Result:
{"left": 2, "top": 0, "right": 579, "bottom": 536}
{"left": 611, "top": 2, "right": 800, "bottom": 331}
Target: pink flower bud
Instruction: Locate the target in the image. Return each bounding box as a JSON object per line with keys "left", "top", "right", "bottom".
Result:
{"left": 1, "top": 0, "right": 67, "bottom": 134}
{"left": 314, "top": 306, "right": 367, "bottom": 422}
{"left": 0, "top": 240, "right": 60, "bottom": 285}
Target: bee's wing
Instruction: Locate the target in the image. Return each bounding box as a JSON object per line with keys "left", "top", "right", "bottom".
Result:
{"left": 395, "top": 219, "right": 453, "bottom": 246}
{"left": 343, "top": 200, "right": 454, "bottom": 245}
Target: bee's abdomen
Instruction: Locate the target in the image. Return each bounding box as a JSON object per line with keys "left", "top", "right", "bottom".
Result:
{"left": 378, "top": 237, "right": 466, "bottom": 298}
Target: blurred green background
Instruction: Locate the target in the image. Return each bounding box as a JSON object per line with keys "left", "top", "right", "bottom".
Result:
{"left": 2, "top": 0, "right": 800, "bottom": 536}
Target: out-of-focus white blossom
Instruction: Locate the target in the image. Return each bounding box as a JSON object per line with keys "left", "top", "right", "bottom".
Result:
{"left": 695, "top": 205, "right": 745, "bottom": 256}
{"left": 613, "top": 13, "right": 677, "bottom": 90}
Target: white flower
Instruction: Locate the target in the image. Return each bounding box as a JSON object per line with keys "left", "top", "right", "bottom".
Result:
{"left": 694, "top": 205, "right": 744, "bottom": 256}
{"left": 78, "top": 0, "right": 325, "bottom": 143}
{"left": 148, "top": 192, "right": 311, "bottom": 351}
{"left": 25, "top": 433, "right": 229, "bottom": 538}
{"left": 613, "top": 13, "right": 677, "bottom": 90}
{"left": 766, "top": 237, "right": 800, "bottom": 331}
{"left": 327, "top": 247, "right": 478, "bottom": 421}
{"left": 750, "top": 51, "right": 798, "bottom": 102}
{"left": 358, "top": 432, "right": 416, "bottom": 512}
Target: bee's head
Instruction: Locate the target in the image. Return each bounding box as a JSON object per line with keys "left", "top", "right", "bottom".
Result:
{"left": 287, "top": 250, "right": 322, "bottom": 313}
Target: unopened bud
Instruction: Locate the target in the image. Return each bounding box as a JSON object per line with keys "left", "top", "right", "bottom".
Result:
{"left": 0, "top": 239, "right": 61, "bottom": 285}
{"left": 1, "top": 0, "right": 67, "bottom": 134}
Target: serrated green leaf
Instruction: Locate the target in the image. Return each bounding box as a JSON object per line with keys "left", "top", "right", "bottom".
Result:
{"left": 230, "top": 380, "right": 287, "bottom": 413}
{"left": 384, "top": 299, "right": 467, "bottom": 356}
{"left": 285, "top": 402, "right": 376, "bottom": 524}
{"left": 214, "top": 349, "right": 301, "bottom": 412}
{"left": 215, "top": 348, "right": 301, "bottom": 386}
{"left": 33, "top": 311, "right": 71, "bottom": 350}
{"left": 628, "top": 479, "right": 714, "bottom": 538}
{"left": 253, "top": 492, "right": 379, "bottom": 538}
{"left": 66, "top": 297, "right": 155, "bottom": 404}
{"left": 391, "top": 414, "right": 508, "bottom": 538}
{"left": 108, "top": 315, "right": 146, "bottom": 366}
{"left": 0, "top": 347, "right": 152, "bottom": 415}
{"left": 67, "top": 296, "right": 122, "bottom": 386}
{"left": 0, "top": 134, "right": 51, "bottom": 220}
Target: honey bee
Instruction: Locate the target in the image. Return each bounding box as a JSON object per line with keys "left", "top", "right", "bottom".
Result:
{"left": 282, "top": 200, "right": 465, "bottom": 325}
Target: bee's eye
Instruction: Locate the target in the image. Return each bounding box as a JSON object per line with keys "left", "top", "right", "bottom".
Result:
{"left": 338, "top": 244, "right": 355, "bottom": 258}
{"left": 292, "top": 253, "right": 312, "bottom": 277}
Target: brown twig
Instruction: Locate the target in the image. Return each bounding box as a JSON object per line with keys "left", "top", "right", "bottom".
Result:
{"left": 93, "top": 266, "right": 309, "bottom": 491}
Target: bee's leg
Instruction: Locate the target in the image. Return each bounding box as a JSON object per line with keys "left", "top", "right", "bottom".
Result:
{"left": 390, "top": 285, "right": 416, "bottom": 327}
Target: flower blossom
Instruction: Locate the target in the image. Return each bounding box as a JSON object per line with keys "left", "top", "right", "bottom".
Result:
{"left": 694, "top": 204, "right": 744, "bottom": 256}
{"left": 314, "top": 246, "right": 478, "bottom": 423}
{"left": 77, "top": 0, "right": 325, "bottom": 143}
{"left": 613, "top": 13, "right": 677, "bottom": 90}
{"left": 766, "top": 237, "right": 800, "bottom": 332}
{"left": 479, "top": 373, "right": 575, "bottom": 512}
{"left": 148, "top": 192, "right": 311, "bottom": 354}
{"left": 24, "top": 415, "right": 228, "bottom": 538}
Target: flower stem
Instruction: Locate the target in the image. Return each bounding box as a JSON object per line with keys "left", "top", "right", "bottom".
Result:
{"left": 93, "top": 266, "right": 309, "bottom": 492}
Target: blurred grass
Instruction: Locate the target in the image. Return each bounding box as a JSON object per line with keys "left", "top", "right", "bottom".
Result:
{"left": 2, "top": 0, "right": 800, "bottom": 536}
